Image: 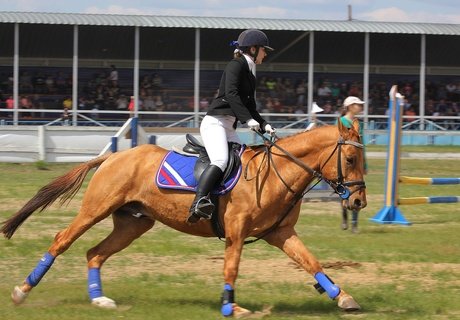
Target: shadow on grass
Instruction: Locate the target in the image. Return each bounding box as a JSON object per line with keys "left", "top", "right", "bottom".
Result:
{"left": 159, "top": 296, "right": 359, "bottom": 317}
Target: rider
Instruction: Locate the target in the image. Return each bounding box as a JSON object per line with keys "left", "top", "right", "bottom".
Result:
{"left": 187, "top": 29, "right": 276, "bottom": 223}
{"left": 338, "top": 96, "right": 368, "bottom": 232}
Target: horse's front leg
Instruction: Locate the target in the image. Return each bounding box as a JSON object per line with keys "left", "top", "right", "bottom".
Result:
{"left": 264, "top": 226, "right": 361, "bottom": 311}
{"left": 221, "top": 220, "right": 252, "bottom": 318}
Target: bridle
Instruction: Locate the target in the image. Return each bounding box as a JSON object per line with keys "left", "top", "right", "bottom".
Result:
{"left": 319, "top": 137, "right": 366, "bottom": 199}
{"left": 246, "top": 132, "right": 366, "bottom": 200}
{"left": 240, "top": 130, "right": 366, "bottom": 245}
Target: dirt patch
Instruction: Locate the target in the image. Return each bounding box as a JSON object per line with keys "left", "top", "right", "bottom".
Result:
{"left": 76, "top": 254, "right": 460, "bottom": 290}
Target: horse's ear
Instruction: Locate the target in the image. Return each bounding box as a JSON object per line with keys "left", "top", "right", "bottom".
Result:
{"left": 337, "top": 118, "right": 350, "bottom": 139}
{"left": 352, "top": 118, "right": 360, "bottom": 134}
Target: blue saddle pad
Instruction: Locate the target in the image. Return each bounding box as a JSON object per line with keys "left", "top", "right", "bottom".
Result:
{"left": 156, "top": 147, "right": 245, "bottom": 195}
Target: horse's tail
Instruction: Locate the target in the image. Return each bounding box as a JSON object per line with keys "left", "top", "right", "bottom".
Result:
{"left": 1, "top": 154, "right": 111, "bottom": 239}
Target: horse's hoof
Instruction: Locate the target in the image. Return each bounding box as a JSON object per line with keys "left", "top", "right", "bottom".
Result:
{"left": 338, "top": 295, "right": 361, "bottom": 311}
{"left": 12, "top": 286, "right": 29, "bottom": 305}
{"left": 341, "top": 223, "right": 348, "bottom": 230}
{"left": 233, "top": 304, "right": 252, "bottom": 318}
{"left": 91, "top": 296, "right": 117, "bottom": 309}
{"left": 351, "top": 226, "right": 359, "bottom": 234}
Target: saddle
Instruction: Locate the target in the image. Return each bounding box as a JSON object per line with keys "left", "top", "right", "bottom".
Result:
{"left": 182, "top": 134, "right": 242, "bottom": 183}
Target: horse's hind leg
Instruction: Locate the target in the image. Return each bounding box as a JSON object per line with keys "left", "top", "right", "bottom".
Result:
{"left": 86, "top": 209, "right": 155, "bottom": 309}
{"left": 12, "top": 202, "right": 116, "bottom": 305}
{"left": 264, "top": 226, "right": 361, "bottom": 311}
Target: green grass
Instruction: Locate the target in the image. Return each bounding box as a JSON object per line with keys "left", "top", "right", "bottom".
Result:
{"left": 0, "top": 159, "right": 459, "bottom": 320}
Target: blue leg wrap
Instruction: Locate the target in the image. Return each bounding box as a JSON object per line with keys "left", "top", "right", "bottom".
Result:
{"left": 314, "top": 272, "right": 340, "bottom": 299}
{"left": 221, "top": 283, "right": 234, "bottom": 317}
{"left": 88, "top": 268, "right": 103, "bottom": 300}
{"left": 26, "top": 252, "right": 55, "bottom": 287}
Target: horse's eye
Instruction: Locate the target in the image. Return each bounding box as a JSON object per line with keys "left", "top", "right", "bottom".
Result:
{"left": 346, "top": 157, "right": 355, "bottom": 166}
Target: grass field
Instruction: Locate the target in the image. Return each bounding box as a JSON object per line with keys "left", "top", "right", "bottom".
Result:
{"left": 0, "top": 152, "right": 459, "bottom": 320}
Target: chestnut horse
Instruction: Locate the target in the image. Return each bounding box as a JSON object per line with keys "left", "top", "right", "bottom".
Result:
{"left": 1, "top": 120, "right": 366, "bottom": 318}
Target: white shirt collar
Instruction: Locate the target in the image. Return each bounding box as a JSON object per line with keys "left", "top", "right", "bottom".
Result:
{"left": 242, "top": 54, "right": 256, "bottom": 76}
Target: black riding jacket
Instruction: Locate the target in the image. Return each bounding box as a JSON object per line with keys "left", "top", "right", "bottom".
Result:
{"left": 207, "top": 56, "right": 267, "bottom": 128}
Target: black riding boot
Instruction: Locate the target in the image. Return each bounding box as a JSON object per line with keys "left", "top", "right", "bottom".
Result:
{"left": 187, "top": 165, "right": 224, "bottom": 223}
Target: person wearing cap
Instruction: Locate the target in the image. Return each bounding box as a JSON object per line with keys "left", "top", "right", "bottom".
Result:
{"left": 338, "top": 96, "right": 368, "bottom": 233}
{"left": 305, "top": 102, "right": 324, "bottom": 131}
{"left": 187, "top": 29, "right": 276, "bottom": 223}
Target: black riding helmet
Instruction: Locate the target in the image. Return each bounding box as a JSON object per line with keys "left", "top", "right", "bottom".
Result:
{"left": 236, "top": 29, "right": 274, "bottom": 52}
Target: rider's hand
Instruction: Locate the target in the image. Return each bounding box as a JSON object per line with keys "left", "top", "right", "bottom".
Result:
{"left": 264, "top": 123, "right": 276, "bottom": 136}
{"left": 247, "top": 119, "right": 260, "bottom": 131}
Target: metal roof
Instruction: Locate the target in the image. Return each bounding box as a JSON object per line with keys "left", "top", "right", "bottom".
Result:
{"left": 1, "top": 11, "right": 460, "bottom": 35}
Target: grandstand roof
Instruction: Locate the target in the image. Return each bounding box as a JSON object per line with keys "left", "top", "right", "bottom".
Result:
{"left": 1, "top": 11, "right": 460, "bottom": 35}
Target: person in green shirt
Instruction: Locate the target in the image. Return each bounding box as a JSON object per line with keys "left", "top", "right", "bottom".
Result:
{"left": 338, "top": 96, "right": 368, "bottom": 233}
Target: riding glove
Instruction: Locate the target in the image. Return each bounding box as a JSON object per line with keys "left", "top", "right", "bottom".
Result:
{"left": 265, "top": 123, "right": 276, "bottom": 136}
{"left": 247, "top": 119, "right": 260, "bottom": 131}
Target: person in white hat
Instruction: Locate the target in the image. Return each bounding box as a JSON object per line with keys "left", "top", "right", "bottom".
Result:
{"left": 305, "top": 102, "right": 324, "bottom": 131}
{"left": 338, "top": 96, "right": 367, "bottom": 233}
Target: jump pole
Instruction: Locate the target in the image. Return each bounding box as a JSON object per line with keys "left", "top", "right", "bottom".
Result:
{"left": 370, "top": 85, "right": 411, "bottom": 225}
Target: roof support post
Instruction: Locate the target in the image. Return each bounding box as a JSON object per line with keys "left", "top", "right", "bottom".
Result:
{"left": 13, "top": 23, "right": 19, "bottom": 126}
{"left": 307, "top": 31, "right": 314, "bottom": 122}
{"left": 72, "top": 25, "right": 78, "bottom": 126}
{"left": 134, "top": 26, "right": 140, "bottom": 117}
{"left": 363, "top": 32, "right": 370, "bottom": 128}
{"left": 194, "top": 28, "right": 201, "bottom": 128}
{"left": 419, "top": 34, "right": 426, "bottom": 130}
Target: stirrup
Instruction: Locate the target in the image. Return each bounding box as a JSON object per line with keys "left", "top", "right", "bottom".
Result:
{"left": 187, "top": 197, "right": 214, "bottom": 223}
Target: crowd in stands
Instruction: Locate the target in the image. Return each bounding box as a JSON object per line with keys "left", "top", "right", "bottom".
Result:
{"left": 0, "top": 66, "right": 458, "bottom": 129}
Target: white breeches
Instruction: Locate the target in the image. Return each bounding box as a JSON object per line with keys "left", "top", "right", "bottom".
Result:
{"left": 200, "top": 115, "right": 242, "bottom": 172}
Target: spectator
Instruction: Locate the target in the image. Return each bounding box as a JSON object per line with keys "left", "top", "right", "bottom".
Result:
{"left": 143, "top": 95, "right": 155, "bottom": 111}
{"left": 152, "top": 73, "right": 163, "bottom": 93}
{"left": 317, "top": 83, "right": 331, "bottom": 99}
{"left": 265, "top": 77, "right": 277, "bottom": 97}
{"left": 45, "top": 75, "right": 56, "bottom": 94}
{"left": 19, "top": 72, "right": 33, "bottom": 93}
{"left": 338, "top": 96, "right": 367, "bottom": 233}
{"left": 116, "top": 95, "right": 129, "bottom": 110}
{"left": 128, "top": 96, "right": 135, "bottom": 117}
{"left": 34, "top": 72, "right": 46, "bottom": 94}
{"left": 108, "top": 65, "right": 118, "bottom": 87}
{"left": 6, "top": 96, "right": 14, "bottom": 110}
{"left": 295, "top": 80, "right": 306, "bottom": 106}
{"left": 436, "top": 99, "right": 448, "bottom": 116}
{"left": 199, "top": 97, "right": 209, "bottom": 111}
{"left": 62, "top": 96, "right": 72, "bottom": 110}
{"left": 155, "top": 95, "right": 165, "bottom": 110}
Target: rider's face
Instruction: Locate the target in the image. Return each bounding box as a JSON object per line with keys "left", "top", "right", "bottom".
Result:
{"left": 252, "top": 47, "right": 267, "bottom": 65}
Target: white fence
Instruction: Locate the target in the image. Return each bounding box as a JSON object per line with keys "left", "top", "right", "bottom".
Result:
{"left": 1, "top": 125, "right": 459, "bottom": 163}
{"left": 0, "top": 126, "right": 121, "bottom": 162}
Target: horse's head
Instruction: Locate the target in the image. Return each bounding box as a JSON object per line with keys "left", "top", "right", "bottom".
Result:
{"left": 320, "top": 119, "right": 367, "bottom": 211}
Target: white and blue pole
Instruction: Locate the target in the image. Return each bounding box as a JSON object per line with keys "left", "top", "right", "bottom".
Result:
{"left": 370, "top": 85, "right": 411, "bottom": 225}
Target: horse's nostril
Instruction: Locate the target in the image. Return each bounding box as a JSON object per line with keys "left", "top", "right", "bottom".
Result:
{"left": 354, "top": 199, "right": 362, "bottom": 208}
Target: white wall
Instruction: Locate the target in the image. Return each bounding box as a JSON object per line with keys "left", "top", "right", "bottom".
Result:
{"left": 0, "top": 126, "right": 120, "bottom": 162}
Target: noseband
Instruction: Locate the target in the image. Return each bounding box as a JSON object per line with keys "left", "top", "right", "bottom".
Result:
{"left": 321, "top": 137, "right": 366, "bottom": 199}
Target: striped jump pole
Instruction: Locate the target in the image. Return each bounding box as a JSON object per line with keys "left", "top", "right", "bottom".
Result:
{"left": 397, "top": 176, "right": 459, "bottom": 206}
{"left": 370, "top": 85, "right": 459, "bottom": 225}
{"left": 398, "top": 196, "right": 460, "bottom": 205}
{"left": 370, "top": 85, "right": 411, "bottom": 225}
{"left": 399, "top": 176, "right": 460, "bottom": 185}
